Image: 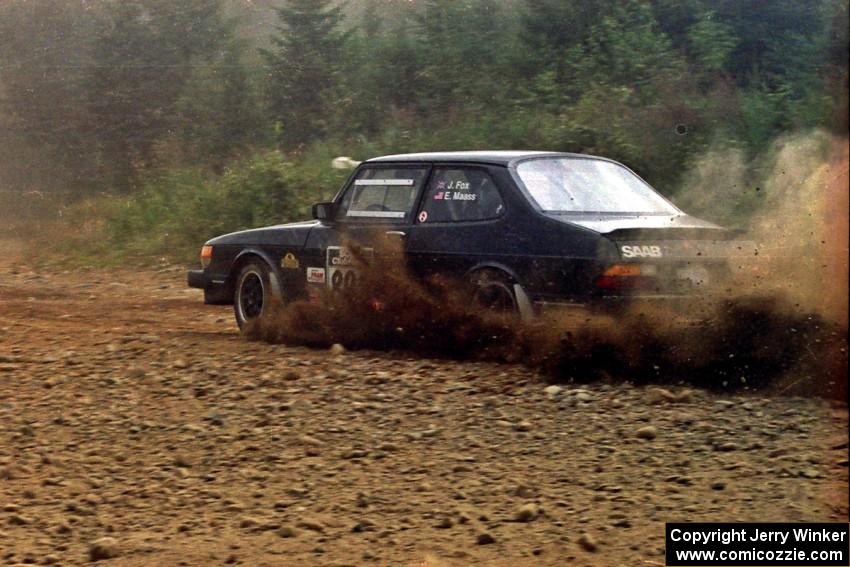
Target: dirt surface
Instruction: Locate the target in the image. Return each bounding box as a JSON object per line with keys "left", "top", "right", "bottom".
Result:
{"left": 0, "top": 239, "right": 847, "bottom": 566}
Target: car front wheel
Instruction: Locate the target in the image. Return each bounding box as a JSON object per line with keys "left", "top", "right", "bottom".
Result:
{"left": 233, "top": 261, "right": 277, "bottom": 331}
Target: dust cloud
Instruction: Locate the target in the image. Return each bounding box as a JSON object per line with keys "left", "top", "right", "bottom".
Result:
{"left": 255, "top": 132, "right": 848, "bottom": 399}
{"left": 676, "top": 130, "right": 849, "bottom": 326}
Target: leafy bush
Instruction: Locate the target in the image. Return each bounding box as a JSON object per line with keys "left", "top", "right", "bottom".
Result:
{"left": 105, "top": 150, "right": 349, "bottom": 261}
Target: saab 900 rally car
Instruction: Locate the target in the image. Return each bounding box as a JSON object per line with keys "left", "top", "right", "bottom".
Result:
{"left": 187, "top": 151, "right": 756, "bottom": 328}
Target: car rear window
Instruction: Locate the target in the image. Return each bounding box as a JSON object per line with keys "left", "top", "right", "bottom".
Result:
{"left": 516, "top": 158, "right": 678, "bottom": 214}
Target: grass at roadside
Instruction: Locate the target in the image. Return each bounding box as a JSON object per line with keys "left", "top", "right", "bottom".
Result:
{"left": 104, "top": 149, "right": 348, "bottom": 263}
{"left": 9, "top": 148, "right": 350, "bottom": 268}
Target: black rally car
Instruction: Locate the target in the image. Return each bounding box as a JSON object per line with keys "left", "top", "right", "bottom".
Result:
{"left": 188, "top": 151, "right": 755, "bottom": 328}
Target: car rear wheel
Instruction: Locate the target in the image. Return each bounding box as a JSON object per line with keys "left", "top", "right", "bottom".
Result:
{"left": 234, "top": 261, "right": 276, "bottom": 331}
{"left": 469, "top": 269, "right": 518, "bottom": 314}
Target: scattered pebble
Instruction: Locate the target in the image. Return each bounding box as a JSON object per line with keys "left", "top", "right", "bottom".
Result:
{"left": 578, "top": 533, "right": 598, "bottom": 552}
{"left": 543, "top": 385, "right": 563, "bottom": 398}
{"left": 646, "top": 387, "right": 676, "bottom": 404}
{"left": 635, "top": 425, "right": 657, "bottom": 440}
{"left": 277, "top": 526, "right": 298, "bottom": 538}
{"left": 88, "top": 537, "right": 120, "bottom": 562}
{"left": 514, "top": 503, "right": 539, "bottom": 523}
{"left": 435, "top": 517, "right": 453, "bottom": 529}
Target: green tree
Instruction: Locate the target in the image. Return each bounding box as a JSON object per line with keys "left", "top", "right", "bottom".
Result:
{"left": 0, "top": 0, "right": 98, "bottom": 195}
{"left": 519, "top": 0, "right": 611, "bottom": 81}
{"left": 823, "top": 0, "right": 849, "bottom": 133}
{"left": 86, "top": 0, "right": 231, "bottom": 190}
{"left": 414, "top": 0, "right": 513, "bottom": 113}
{"left": 545, "top": 1, "right": 702, "bottom": 188}
{"left": 648, "top": 0, "right": 708, "bottom": 50}
{"left": 686, "top": 12, "right": 737, "bottom": 78}
{"left": 329, "top": 0, "right": 383, "bottom": 137}
{"left": 262, "top": 0, "right": 347, "bottom": 149}
{"left": 174, "top": 36, "right": 264, "bottom": 169}
{"left": 368, "top": 4, "right": 426, "bottom": 112}
{"left": 561, "top": 0, "right": 684, "bottom": 104}
{"left": 331, "top": 1, "right": 424, "bottom": 138}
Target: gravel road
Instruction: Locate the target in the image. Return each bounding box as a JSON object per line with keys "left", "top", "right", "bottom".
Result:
{"left": 0, "top": 248, "right": 847, "bottom": 566}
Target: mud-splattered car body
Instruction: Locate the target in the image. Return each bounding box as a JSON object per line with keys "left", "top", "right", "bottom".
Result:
{"left": 188, "top": 151, "right": 755, "bottom": 326}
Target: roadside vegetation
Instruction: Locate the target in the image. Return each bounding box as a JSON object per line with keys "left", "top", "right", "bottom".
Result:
{"left": 0, "top": 0, "right": 846, "bottom": 263}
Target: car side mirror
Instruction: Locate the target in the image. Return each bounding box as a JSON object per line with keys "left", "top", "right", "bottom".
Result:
{"left": 312, "top": 202, "right": 336, "bottom": 222}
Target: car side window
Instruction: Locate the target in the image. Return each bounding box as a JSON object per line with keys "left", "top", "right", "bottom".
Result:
{"left": 417, "top": 168, "right": 504, "bottom": 223}
{"left": 337, "top": 167, "right": 428, "bottom": 221}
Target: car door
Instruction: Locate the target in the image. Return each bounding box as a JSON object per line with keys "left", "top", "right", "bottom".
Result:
{"left": 405, "top": 165, "right": 510, "bottom": 282}
{"left": 303, "top": 164, "right": 430, "bottom": 292}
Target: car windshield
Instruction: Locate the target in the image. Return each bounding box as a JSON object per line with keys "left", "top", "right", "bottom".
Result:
{"left": 338, "top": 167, "right": 428, "bottom": 221}
{"left": 516, "top": 158, "right": 679, "bottom": 214}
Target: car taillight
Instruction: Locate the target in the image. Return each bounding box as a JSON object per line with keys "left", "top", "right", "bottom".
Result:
{"left": 200, "top": 245, "right": 213, "bottom": 268}
{"left": 594, "top": 264, "right": 657, "bottom": 290}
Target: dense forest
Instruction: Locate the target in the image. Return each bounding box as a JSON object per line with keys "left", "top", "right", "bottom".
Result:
{"left": 0, "top": 0, "right": 847, "bottom": 258}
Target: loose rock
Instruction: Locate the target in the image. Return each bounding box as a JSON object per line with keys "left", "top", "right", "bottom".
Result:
{"left": 635, "top": 426, "right": 657, "bottom": 440}
{"left": 88, "top": 537, "right": 120, "bottom": 562}
{"left": 543, "top": 385, "right": 563, "bottom": 399}
{"left": 435, "top": 517, "right": 453, "bottom": 529}
{"left": 277, "top": 526, "right": 298, "bottom": 538}
{"left": 578, "top": 533, "right": 598, "bottom": 552}
{"left": 514, "top": 503, "right": 539, "bottom": 523}
{"left": 646, "top": 387, "right": 676, "bottom": 404}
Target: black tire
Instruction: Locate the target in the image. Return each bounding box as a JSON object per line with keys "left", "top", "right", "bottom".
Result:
{"left": 469, "top": 269, "right": 518, "bottom": 314}
{"left": 233, "top": 261, "right": 277, "bottom": 331}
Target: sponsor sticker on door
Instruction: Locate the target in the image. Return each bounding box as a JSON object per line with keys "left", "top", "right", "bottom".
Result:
{"left": 306, "top": 267, "right": 326, "bottom": 284}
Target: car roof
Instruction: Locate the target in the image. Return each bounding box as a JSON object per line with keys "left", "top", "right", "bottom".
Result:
{"left": 364, "top": 150, "right": 601, "bottom": 166}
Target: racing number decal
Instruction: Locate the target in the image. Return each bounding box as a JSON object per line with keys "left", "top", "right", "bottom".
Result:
{"left": 329, "top": 266, "right": 357, "bottom": 290}
{"left": 326, "top": 246, "right": 371, "bottom": 291}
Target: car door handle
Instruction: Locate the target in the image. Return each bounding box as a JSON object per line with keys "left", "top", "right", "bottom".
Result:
{"left": 384, "top": 230, "right": 406, "bottom": 238}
